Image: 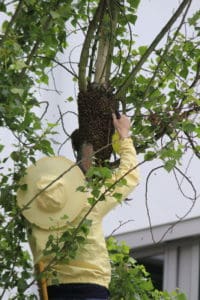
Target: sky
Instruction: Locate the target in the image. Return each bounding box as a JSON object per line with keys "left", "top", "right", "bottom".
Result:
{"left": 40, "top": 0, "right": 200, "bottom": 236}
{"left": 1, "top": 0, "right": 200, "bottom": 237}
{"left": 103, "top": 0, "right": 200, "bottom": 236}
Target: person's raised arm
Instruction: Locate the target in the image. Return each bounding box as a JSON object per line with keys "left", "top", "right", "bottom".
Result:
{"left": 96, "top": 113, "right": 140, "bottom": 217}
{"left": 112, "top": 113, "right": 131, "bottom": 139}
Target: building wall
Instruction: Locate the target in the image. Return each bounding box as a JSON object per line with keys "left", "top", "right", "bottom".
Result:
{"left": 115, "top": 216, "right": 200, "bottom": 300}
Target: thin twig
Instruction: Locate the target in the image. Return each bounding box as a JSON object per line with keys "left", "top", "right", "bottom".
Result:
{"left": 12, "top": 157, "right": 145, "bottom": 298}
{"left": 108, "top": 219, "right": 135, "bottom": 237}
{"left": 173, "top": 168, "right": 195, "bottom": 201}
{"left": 57, "top": 136, "right": 71, "bottom": 156}
{"left": 39, "top": 101, "right": 49, "bottom": 121}
{"left": 184, "top": 131, "right": 200, "bottom": 159}
{"left": 143, "top": 0, "right": 191, "bottom": 101}
{"left": 116, "top": 0, "right": 192, "bottom": 98}
{"left": 145, "top": 165, "right": 197, "bottom": 244}
{"left": 53, "top": 57, "right": 78, "bottom": 78}
{"left": 57, "top": 105, "right": 71, "bottom": 138}
{"left": 179, "top": 153, "right": 194, "bottom": 186}
{"left": 0, "top": 0, "right": 24, "bottom": 45}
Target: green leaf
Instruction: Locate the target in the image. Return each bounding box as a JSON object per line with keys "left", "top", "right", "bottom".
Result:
{"left": 144, "top": 151, "right": 157, "bottom": 161}
{"left": 67, "top": 96, "right": 74, "bottom": 102}
{"left": 117, "top": 178, "right": 127, "bottom": 187}
{"left": 0, "top": 3, "right": 6, "bottom": 12}
{"left": 11, "top": 151, "right": 20, "bottom": 162}
{"left": 86, "top": 166, "right": 112, "bottom": 179}
{"left": 11, "top": 88, "right": 24, "bottom": 97}
{"left": 50, "top": 10, "right": 61, "bottom": 19}
{"left": 91, "top": 188, "right": 100, "bottom": 198}
{"left": 127, "top": 14, "right": 137, "bottom": 25}
{"left": 138, "top": 45, "right": 148, "bottom": 55}
{"left": 39, "top": 140, "right": 54, "bottom": 155}
{"left": 195, "top": 126, "right": 200, "bottom": 137}
{"left": 113, "top": 192, "right": 122, "bottom": 202}
{"left": 182, "top": 121, "right": 196, "bottom": 133}
{"left": 20, "top": 184, "right": 28, "bottom": 191}
{"left": 180, "top": 65, "right": 189, "bottom": 79}
{"left": 38, "top": 73, "right": 49, "bottom": 84}
{"left": 176, "top": 293, "right": 188, "bottom": 300}
{"left": 87, "top": 197, "right": 96, "bottom": 206}
{"left": 10, "top": 60, "right": 27, "bottom": 70}
{"left": 76, "top": 186, "right": 86, "bottom": 192}
{"left": 164, "top": 160, "right": 176, "bottom": 172}
{"left": 60, "top": 214, "right": 69, "bottom": 220}
{"left": 127, "top": 0, "right": 140, "bottom": 9}
{"left": 100, "top": 167, "right": 112, "bottom": 179}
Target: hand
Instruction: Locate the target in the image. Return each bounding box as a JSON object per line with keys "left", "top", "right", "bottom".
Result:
{"left": 112, "top": 113, "right": 131, "bottom": 139}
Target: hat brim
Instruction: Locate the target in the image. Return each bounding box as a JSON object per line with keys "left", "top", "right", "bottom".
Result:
{"left": 17, "top": 156, "right": 87, "bottom": 229}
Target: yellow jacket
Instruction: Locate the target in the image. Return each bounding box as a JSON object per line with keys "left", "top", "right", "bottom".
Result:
{"left": 28, "top": 138, "right": 139, "bottom": 289}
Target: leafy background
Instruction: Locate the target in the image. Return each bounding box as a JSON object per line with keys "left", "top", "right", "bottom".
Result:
{"left": 0, "top": 0, "right": 199, "bottom": 299}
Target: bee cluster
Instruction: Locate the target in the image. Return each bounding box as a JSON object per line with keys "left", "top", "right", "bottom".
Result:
{"left": 76, "top": 84, "right": 117, "bottom": 164}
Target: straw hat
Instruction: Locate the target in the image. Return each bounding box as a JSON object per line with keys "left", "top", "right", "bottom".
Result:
{"left": 17, "top": 156, "right": 87, "bottom": 229}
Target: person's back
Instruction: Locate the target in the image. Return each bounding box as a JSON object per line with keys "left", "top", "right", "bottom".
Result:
{"left": 17, "top": 114, "right": 140, "bottom": 300}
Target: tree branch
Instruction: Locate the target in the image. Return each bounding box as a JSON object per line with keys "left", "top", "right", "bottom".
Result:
{"left": 105, "top": 0, "right": 119, "bottom": 83}
{"left": 190, "top": 59, "right": 200, "bottom": 88}
{"left": 145, "top": 165, "right": 197, "bottom": 244}
{"left": 78, "top": 0, "right": 105, "bottom": 91}
{"left": 0, "top": 0, "right": 24, "bottom": 45}
{"left": 184, "top": 131, "right": 200, "bottom": 159}
{"left": 52, "top": 57, "right": 78, "bottom": 78}
{"left": 143, "top": 0, "right": 191, "bottom": 100}
{"left": 116, "top": 0, "right": 192, "bottom": 98}
{"left": 108, "top": 219, "right": 135, "bottom": 237}
{"left": 18, "top": 0, "right": 63, "bottom": 80}
{"left": 94, "top": 0, "right": 119, "bottom": 85}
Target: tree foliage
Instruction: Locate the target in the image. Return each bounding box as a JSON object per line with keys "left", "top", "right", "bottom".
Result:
{"left": 107, "top": 237, "right": 187, "bottom": 300}
{"left": 0, "top": 0, "right": 199, "bottom": 298}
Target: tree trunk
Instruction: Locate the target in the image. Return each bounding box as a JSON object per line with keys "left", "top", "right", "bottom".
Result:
{"left": 76, "top": 1, "right": 120, "bottom": 166}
